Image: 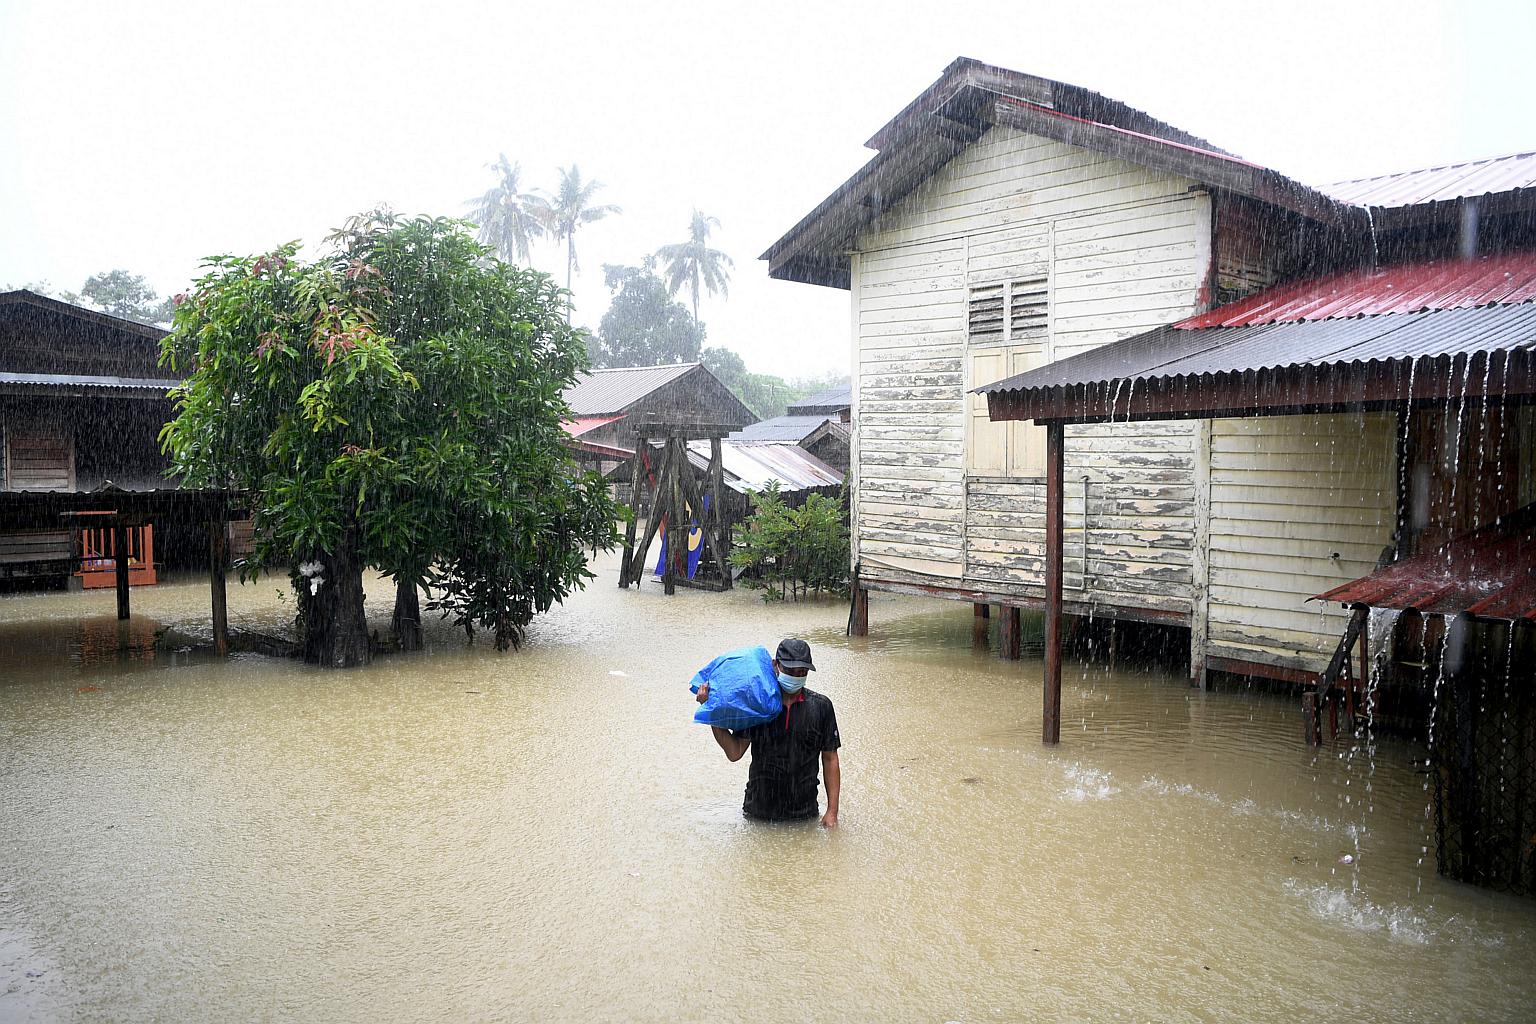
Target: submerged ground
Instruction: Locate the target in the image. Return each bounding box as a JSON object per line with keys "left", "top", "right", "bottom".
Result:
{"left": 2, "top": 552, "right": 1533, "bottom": 1022}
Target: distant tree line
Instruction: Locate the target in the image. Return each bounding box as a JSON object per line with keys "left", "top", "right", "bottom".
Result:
{"left": 466, "top": 155, "right": 837, "bottom": 420}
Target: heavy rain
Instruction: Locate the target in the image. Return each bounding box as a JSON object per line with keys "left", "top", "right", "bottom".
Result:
{"left": 3, "top": 3, "right": 1536, "bottom": 1022}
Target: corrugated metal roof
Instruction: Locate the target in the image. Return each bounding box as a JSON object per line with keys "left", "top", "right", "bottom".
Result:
{"left": 563, "top": 363, "right": 698, "bottom": 415}
{"left": 0, "top": 371, "right": 180, "bottom": 393}
{"left": 731, "top": 414, "right": 831, "bottom": 442}
{"left": 563, "top": 415, "right": 625, "bottom": 437}
{"left": 1323, "top": 151, "right": 1536, "bottom": 208}
{"left": 1179, "top": 254, "right": 1536, "bottom": 328}
{"left": 1315, "top": 505, "right": 1536, "bottom": 621}
{"left": 979, "top": 302, "right": 1536, "bottom": 398}
{"left": 786, "top": 385, "right": 852, "bottom": 414}
{"left": 687, "top": 440, "right": 844, "bottom": 493}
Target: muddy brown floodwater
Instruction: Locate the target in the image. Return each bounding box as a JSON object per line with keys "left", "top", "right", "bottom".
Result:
{"left": 3, "top": 550, "right": 1535, "bottom": 1023}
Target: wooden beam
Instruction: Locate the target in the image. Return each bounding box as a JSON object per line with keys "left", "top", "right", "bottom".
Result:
{"left": 662, "top": 439, "right": 682, "bottom": 596}
{"left": 1043, "top": 421, "right": 1065, "bottom": 745}
{"left": 710, "top": 436, "right": 730, "bottom": 590}
{"left": 113, "top": 520, "right": 130, "bottom": 620}
{"left": 848, "top": 574, "right": 869, "bottom": 637}
{"left": 626, "top": 441, "right": 674, "bottom": 586}
{"left": 618, "top": 438, "right": 646, "bottom": 588}
{"left": 674, "top": 442, "right": 731, "bottom": 591}
{"left": 1000, "top": 605, "right": 1021, "bottom": 660}
{"left": 209, "top": 517, "right": 228, "bottom": 657}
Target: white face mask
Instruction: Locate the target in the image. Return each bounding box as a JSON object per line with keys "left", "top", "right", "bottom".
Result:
{"left": 777, "top": 672, "right": 805, "bottom": 694}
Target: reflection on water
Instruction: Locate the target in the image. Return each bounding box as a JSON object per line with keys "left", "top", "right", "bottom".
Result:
{"left": 2, "top": 553, "right": 1533, "bottom": 1023}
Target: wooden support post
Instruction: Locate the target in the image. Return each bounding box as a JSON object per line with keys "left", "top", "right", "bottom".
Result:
{"left": 627, "top": 442, "right": 673, "bottom": 586}
{"left": 1000, "top": 605, "right": 1021, "bottom": 660}
{"left": 849, "top": 583, "right": 869, "bottom": 637}
{"left": 974, "top": 603, "right": 990, "bottom": 619}
{"left": 113, "top": 520, "right": 130, "bottom": 620}
{"left": 209, "top": 517, "right": 228, "bottom": 657}
{"left": 662, "top": 439, "right": 683, "bottom": 596}
{"left": 1043, "top": 421, "right": 1065, "bottom": 745}
{"left": 710, "top": 436, "right": 730, "bottom": 590}
{"left": 676, "top": 441, "right": 731, "bottom": 593}
{"left": 618, "top": 438, "right": 645, "bottom": 588}
{"left": 1302, "top": 691, "right": 1321, "bottom": 746}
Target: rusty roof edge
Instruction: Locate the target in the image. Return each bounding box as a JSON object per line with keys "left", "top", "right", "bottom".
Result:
{"left": 975, "top": 303, "right": 1536, "bottom": 399}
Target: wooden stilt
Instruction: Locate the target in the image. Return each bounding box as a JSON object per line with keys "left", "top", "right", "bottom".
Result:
{"left": 618, "top": 438, "right": 646, "bottom": 588}
{"left": 626, "top": 441, "right": 674, "bottom": 586}
{"left": 1302, "top": 691, "right": 1321, "bottom": 746}
{"left": 1000, "top": 605, "right": 1021, "bottom": 660}
{"left": 1043, "top": 421, "right": 1065, "bottom": 745}
{"left": 849, "top": 584, "right": 869, "bottom": 637}
{"left": 974, "top": 603, "right": 990, "bottom": 619}
{"left": 710, "top": 436, "right": 730, "bottom": 590}
{"left": 662, "top": 439, "right": 681, "bottom": 596}
{"left": 113, "top": 520, "right": 130, "bottom": 620}
{"left": 209, "top": 517, "right": 228, "bottom": 657}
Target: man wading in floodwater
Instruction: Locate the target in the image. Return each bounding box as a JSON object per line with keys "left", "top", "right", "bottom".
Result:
{"left": 695, "top": 638, "right": 842, "bottom": 827}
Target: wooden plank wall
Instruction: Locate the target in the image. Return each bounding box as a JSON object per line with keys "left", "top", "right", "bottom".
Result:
{"left": 851, "top": 125, "right": 1210, "bottom": 615}
{"left": 1205, "top": 413, "right": 1397, "bottom": 672}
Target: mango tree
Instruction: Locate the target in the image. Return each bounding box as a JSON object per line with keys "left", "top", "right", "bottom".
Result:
{"left": 160, "top": 213, "right": 619, "bottom": 666}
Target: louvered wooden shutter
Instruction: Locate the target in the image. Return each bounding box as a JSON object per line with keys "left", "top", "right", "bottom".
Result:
{"left": 967, "top": 282, "right": 1004, "bottom": 344}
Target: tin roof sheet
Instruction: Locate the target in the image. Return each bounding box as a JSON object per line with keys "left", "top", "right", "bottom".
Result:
{"left": 730, "top": 414, "right": 832, "bottom": 442}
{"left": 563, "top": 415, "right": 625, "bottom": 437}
{"left": 979, "top": 302, "right": 1536, "bottom": 398}
{"left": 687, "top": 440, "right": 843, "bottom": 493}
{"left": 562, "top": 363, "right": 698, "bottom": 415}
{"left": 1323, "top": 151, "right": 1536, "bottom": 208}
{"left": 0, "top": 371, "right": 180, "bottom": 393}
{"left": 1315, "top": 505, "right": 1536, "bottom": 621}
{"left": 786, "top": 385, "right": 852, "bottom": 414}
{"left": 1179, "top": 254, "right": 1536, "bottom": 328}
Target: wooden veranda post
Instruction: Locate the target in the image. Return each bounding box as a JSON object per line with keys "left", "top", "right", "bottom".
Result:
{"left": 1043, "top": 421, "right": 1065, "bottom": 745}
{"left": 112, "top": 519, "right": 130, "bottom": 620}
{"left": 209, "top": 515, "right": 228, "bottom": 657}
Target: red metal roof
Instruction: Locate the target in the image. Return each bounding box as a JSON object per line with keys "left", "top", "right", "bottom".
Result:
{"left": 1323, "top": 151, "right": 1536, "bottom": 208}
{"left": 563, "top": 415, "right": 625, "bottom": 437}
{"left": 1178, "top": 253, "right": 1536, "bottom": 329}
{"left": 1315, "top": 505, "right": 1536, "bottom": 621}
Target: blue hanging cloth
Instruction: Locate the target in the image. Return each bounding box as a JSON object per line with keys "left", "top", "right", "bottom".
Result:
{"left": 656, "top": 493, "right": 710, "bottom": 580}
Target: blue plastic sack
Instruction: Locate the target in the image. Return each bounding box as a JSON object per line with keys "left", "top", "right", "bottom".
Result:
{"left": 689, "top": 645, "right": 783, "bottom": 731}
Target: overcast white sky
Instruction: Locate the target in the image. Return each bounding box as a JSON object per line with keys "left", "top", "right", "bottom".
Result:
{"left": 2, "top": 0, "right": 1532, "bottom": 378}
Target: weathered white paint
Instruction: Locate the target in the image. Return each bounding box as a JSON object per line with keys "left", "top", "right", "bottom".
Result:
{"left": 850, "top": 124, "right": 1213, "bottom": 609}
{"left": 1205, "top": 413, "right": 1397, "bottom": 672}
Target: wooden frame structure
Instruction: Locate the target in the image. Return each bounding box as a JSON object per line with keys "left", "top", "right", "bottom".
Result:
{"left": 617, "top": 422, "right": 734, "bottom": 595}
{"left": 0, "top": 487, "right": 238, "bottom": 654}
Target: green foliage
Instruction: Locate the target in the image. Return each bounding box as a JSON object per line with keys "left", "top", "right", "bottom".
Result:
{"left": 729, "top": 482, "right": 849, "bottom": 601}
{"left": 654, "top": 209, "right": 732, "bottom": 325}
{"left": 159, "top": 211, "right": 621, "bottom": 653}
{"left": 699, "top": 347, "right": 847, "bottom": 419}
{"left": 73, "top": 269, "right": 176, "bottom": 324}
{"left": 590, "top": 262, "right": 704, "bottom": 368}
{"left": 10, "top": 269, "right": 175, "bottom": 324}
{"left": 466, "top": 154, "right": 545, "bottom": 265}
{"left": 533, "top": 164, "right": 620, "bottom": 289}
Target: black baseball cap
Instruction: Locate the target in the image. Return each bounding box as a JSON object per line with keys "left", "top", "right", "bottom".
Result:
{"left": 775, "top": 638, "right": 816, "bottom": 671}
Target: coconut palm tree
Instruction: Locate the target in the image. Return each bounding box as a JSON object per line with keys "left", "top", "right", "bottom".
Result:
{"left": 465, "top": 154, "right": 544, "bottom": 265}
{"left": 654, "top": 210, "right": 734, "bottom": 325}
{"left": 535, "top": 165, "right": 621, "bottom": 290}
